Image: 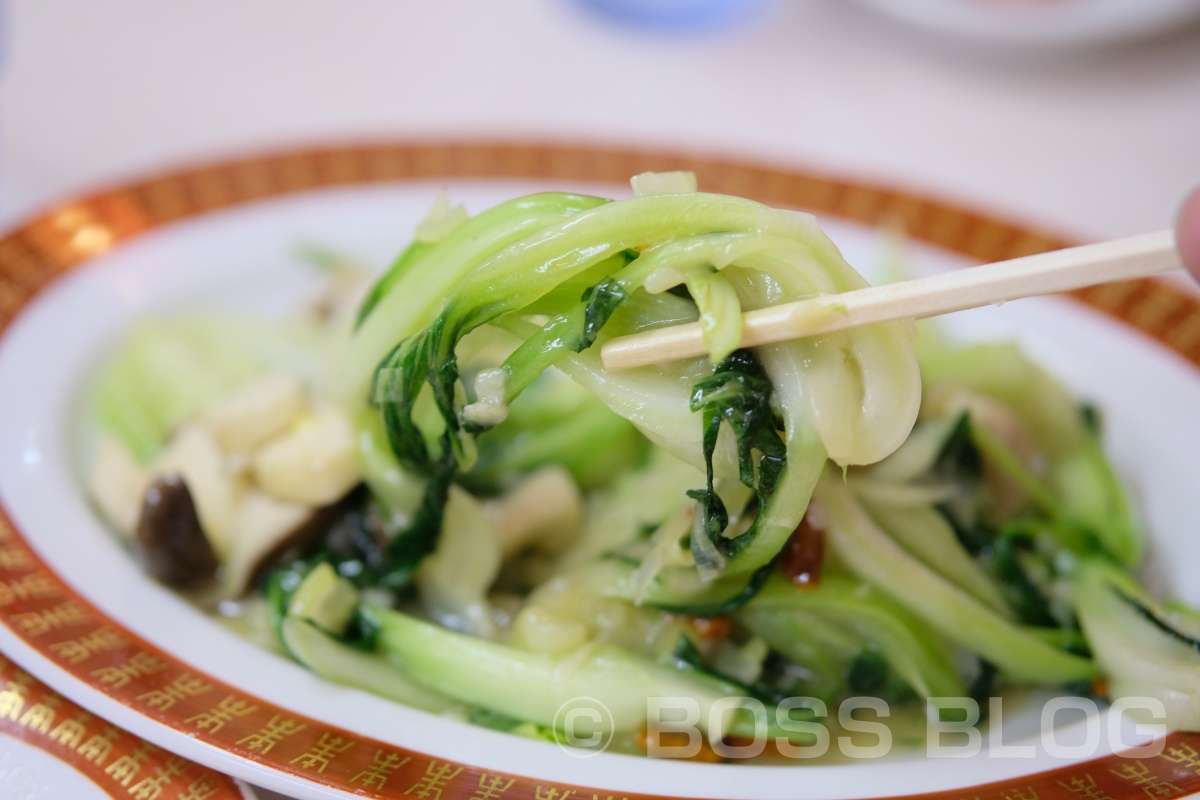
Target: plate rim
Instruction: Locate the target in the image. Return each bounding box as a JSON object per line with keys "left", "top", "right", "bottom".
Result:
{"left": 1, "top": 139, "right": 1198, "bottom": 800}
{"left": 0, "top": 652, "right": 253, "bottom": 799}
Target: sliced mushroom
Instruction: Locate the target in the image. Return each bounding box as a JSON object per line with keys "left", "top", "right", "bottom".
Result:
{"left": 223, "top": 491, "right": 312, "bottom": 598}
{"left": 483, "top": 466, "right": 582, "bottom": 558}
{"left": 88, "top": 434, "right": 149, "bottom": 539}
{"left": 133, "top": 474, "right": 219, "bottom": 590}
{"left": 222, "top": 488, "right": 362, "bottom": 598}
{"left": 155, "top": 423, "right": 243, "bottom": 558}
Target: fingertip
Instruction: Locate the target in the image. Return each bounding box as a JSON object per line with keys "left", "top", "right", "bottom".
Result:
{"left": 1177, "top": 187, "right": 1200, "bottom": 283}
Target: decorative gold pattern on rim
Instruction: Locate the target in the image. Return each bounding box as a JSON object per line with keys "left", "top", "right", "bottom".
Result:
{"left": 1, "top": 141, "right": 1199, "bottom": 800}
{"left": 0, "top": 653, "right": 245, "bottom": 799}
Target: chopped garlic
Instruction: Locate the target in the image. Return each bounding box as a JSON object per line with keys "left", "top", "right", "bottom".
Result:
{"left": 511, "top": 605, "right": 591, "bottom": 655}
{"left": 630, "top": 171, "right": 697, "bottom": 197}
{"left": 205, "top": 373, "right": 305, "bottom": 455}
{"left": 251, "top": 406, "right": 360, "bottom": 506}
{"left": 461, "top": 368, "right": 509, "bottom": 428}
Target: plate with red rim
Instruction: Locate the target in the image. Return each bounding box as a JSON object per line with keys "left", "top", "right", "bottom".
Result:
{"left": 0, "top": 141, "right": 1199, "bottom": 800}
{"left": 0, "top": 651, "right": 255, "bottom": 799}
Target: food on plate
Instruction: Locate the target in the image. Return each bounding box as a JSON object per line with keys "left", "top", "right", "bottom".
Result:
{"left": 85, "top": 173, "right": 1199, "bottom": 757}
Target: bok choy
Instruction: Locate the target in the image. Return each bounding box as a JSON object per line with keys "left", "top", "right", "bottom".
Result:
{"left": 85, "top": 173, "right": 1199, "bottom": 759}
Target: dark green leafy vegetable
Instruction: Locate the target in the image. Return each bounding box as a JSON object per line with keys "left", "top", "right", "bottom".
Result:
{"left": 846, "top": 650, "right": 889, "bottom": 693}
{"left": 687, "top": 350, "right": 787, "bottom": 567}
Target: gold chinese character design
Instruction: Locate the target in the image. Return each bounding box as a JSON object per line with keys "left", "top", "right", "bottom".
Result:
{"left": 177, "top": 776, "right": 221, "bottom": 800}
{"left": 1160, "top": 742, "right": 1200, "bottom": 776}
{"left": 92, "top": 651, "right": 166, "bottom": 688}
{"left": 76, "top": 726, "right": 120, "bottom": 765}
{"left": 50, "top": 627, "right": 126, "bottom": 664}
{"left": 185, "top": 694, "right": 258, "bottom": 734}
{"left": 102, "top": 740, "right": 157, "bottom": 788}
{"left": 236, "top": 714, "right": 306, "bottom": 755}
{"left": 17, "top": 693, "right": 58, "bottom": 733}
{"left": 47, "top": 710, "right": 93, "bottom": 748}
{"left": 136, "top": 673, "right": 212, "bottom": 710}
{"left": 0, "top": 573, "right": 59, "bottom": 606}
{"left": 0, "top": 671, "right": 31, "bottom": 721}
{"left": 1111, "top": 760, "right": 1183, "bottom": 798}
{"left": 1058, "top": 773, "right": 1113, "bottom": 800}
{"left": 0, "top": 543, "right": 33, "bottom": 571}
{"left": 406, "top": 760, "right": 464, "bottom": 800}
{"left": 351, "top": 749, "right": 411, "bottom": 790}
{"left": 1001, "top": 787, "right": 1038, "bottom": 800}
{"left": 11, "top": 601, "right": 89, "bottom": 636}
{"left": 289, "top": 732, "right": 356, "bottom": 774}
{"left": 471, "top": 773, "right": 515, "bottom": 800}
{"left": 535, "top": 787, "right": 574, "bottom": 800}
{"left": 127, "top": 754, "right": 189, "bottom": 800}
{"left": 0, "top": 657, "right": 249, "bottom": 798}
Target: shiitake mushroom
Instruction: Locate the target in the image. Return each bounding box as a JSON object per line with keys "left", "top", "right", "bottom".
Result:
{"left": 134, "top": 473, "right": 218, "bottom": 589}
{"left": 134, "top": 473, "right": 369, "bottom": 596}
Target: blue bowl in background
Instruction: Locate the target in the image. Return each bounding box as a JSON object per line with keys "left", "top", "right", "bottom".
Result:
{"left": 576, "top": 0, "right": 766, "bottom": 32}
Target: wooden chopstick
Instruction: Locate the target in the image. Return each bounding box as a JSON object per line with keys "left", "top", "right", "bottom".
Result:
{"left": 599, "top": 230, "right": 1182, "bottom": 371}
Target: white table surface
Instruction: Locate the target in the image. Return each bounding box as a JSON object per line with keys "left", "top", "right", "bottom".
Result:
{"left": 3, "top": 0, "right": 1199, "bottom": 241}
{"left": 1, "top": 2, "right": 1199, "bottom": 798}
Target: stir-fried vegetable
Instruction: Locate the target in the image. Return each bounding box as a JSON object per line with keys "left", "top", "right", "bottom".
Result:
{"left": 352, "top": 188, "right": 920, "bottom": 609}
{"left": 86, "top": 174, "right": 1200, "bottom": 758}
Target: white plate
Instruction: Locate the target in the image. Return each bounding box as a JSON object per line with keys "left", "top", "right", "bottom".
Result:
{"left": 0, "top": 143, "right": 1198, "bottom": 800}
{"left": 855, "top": 0, "right": 1200, "bottom": 47}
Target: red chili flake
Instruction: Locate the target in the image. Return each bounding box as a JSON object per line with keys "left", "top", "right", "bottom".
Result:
{"left": 635, "top": 727, "right": 726, "bottom": 762}
{"left": 779, "top": 513, "right": 825, "bottom": 589}
{"left": 688, "top": 615, "right": 732, "bottom": 641}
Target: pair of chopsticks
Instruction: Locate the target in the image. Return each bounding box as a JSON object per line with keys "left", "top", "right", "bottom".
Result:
{"left": 599, "top": 230, "right": 1182, "bottom": 371}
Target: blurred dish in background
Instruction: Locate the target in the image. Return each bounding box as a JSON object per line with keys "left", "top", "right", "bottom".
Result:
{"left": 854, "top": 0, "right": 1200, "bottom": 46}
{"left": 575, "top": 0, "right": 767, "bottom": 31}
